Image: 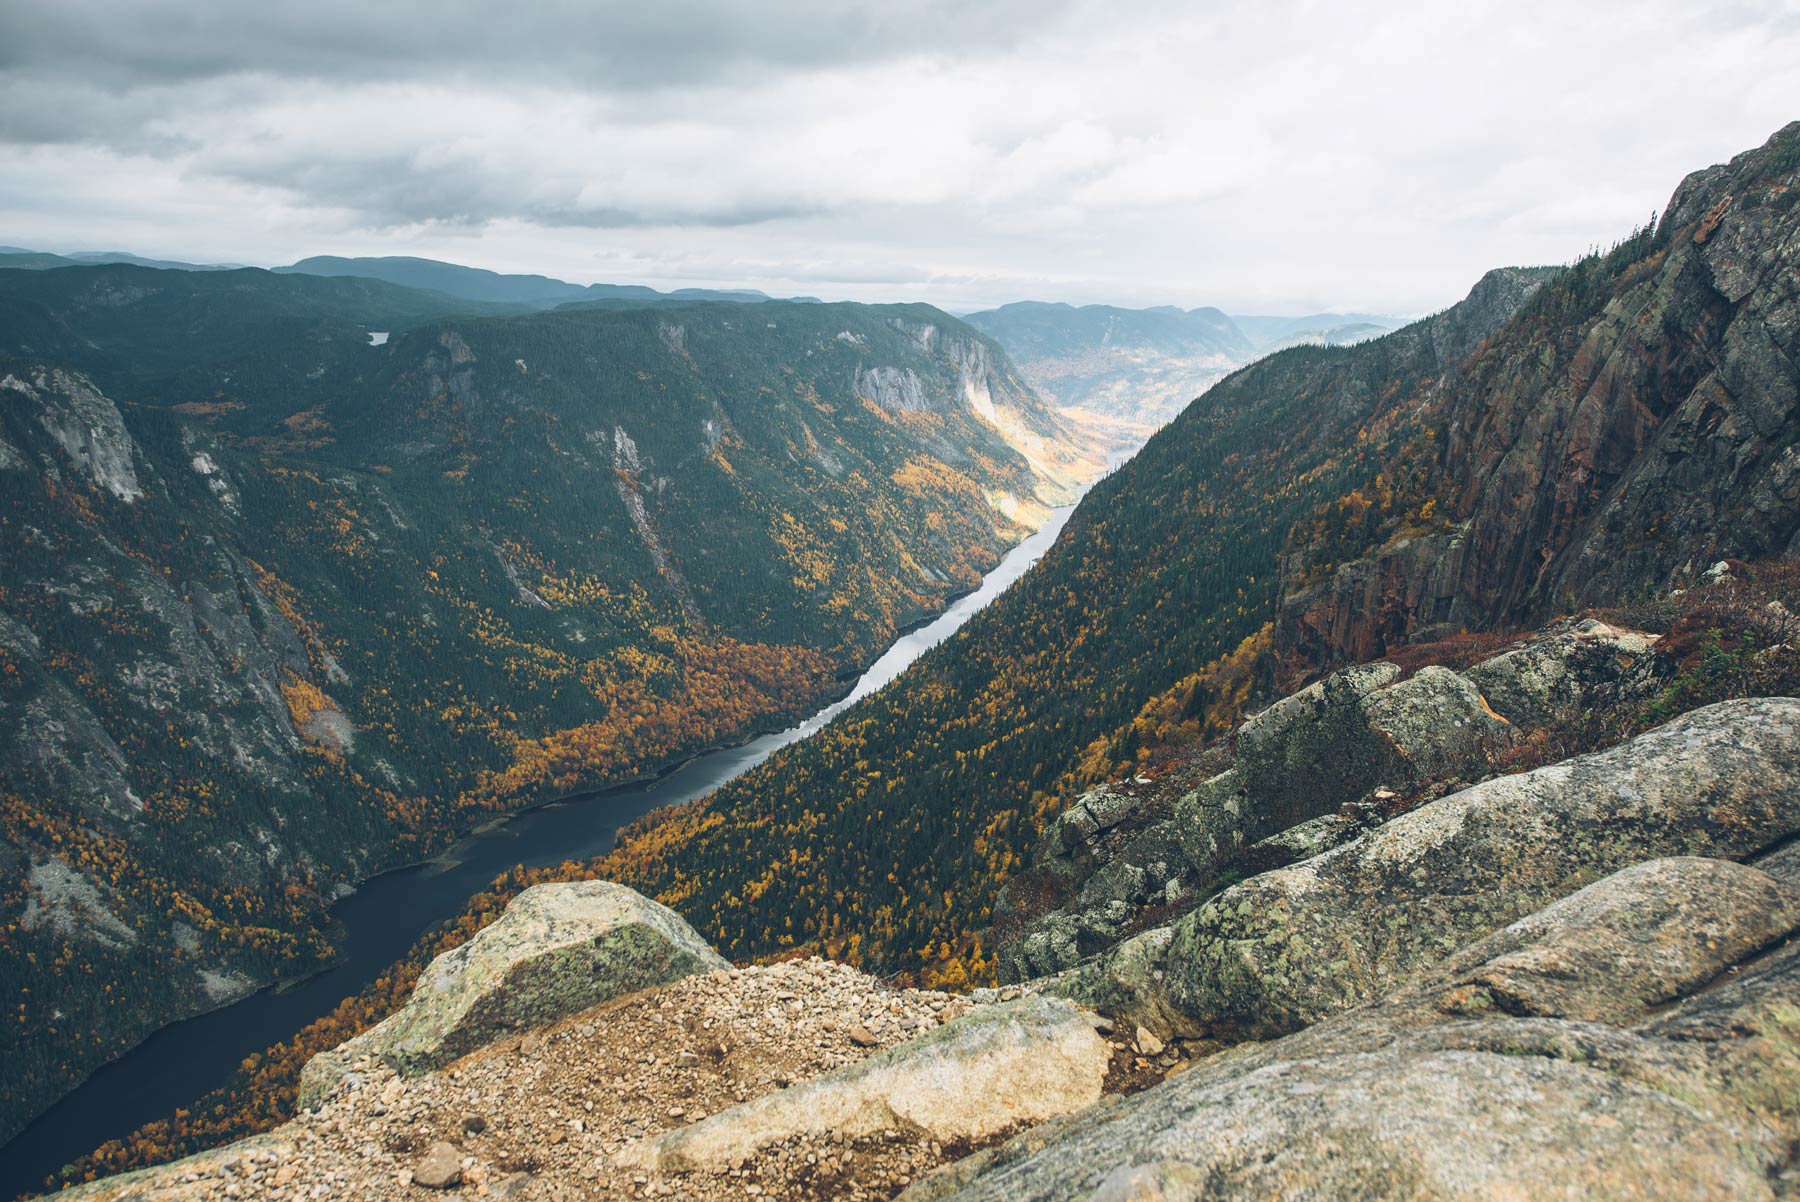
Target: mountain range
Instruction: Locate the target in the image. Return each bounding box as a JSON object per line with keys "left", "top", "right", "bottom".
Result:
{"left": 0, "top": 261, "right": 1097, "bottom": 1150}
{"left": 961, "top": 301, "right": 1407, "bottom": 442}
{"left": 7, "top": 121, "right": 1800, "bottom": 1202}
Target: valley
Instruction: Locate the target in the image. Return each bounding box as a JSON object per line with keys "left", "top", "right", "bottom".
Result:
{"left": 0, "top": 266, "right": 1103, "bottom": 1158}
{"left": 0, "top": 494, "right": 1086, "bottom": 1200}
{"left": 3, "top": 8, "right": 1798, "bottom": 1195}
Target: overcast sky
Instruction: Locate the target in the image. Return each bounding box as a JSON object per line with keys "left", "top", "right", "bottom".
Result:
{"left": 1, "top": 0, "right": 1796, "bottom": 314}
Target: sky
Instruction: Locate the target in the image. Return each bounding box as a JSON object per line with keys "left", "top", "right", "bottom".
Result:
{"left": 0, "top": 0, "right": 1796, "bottom": 315}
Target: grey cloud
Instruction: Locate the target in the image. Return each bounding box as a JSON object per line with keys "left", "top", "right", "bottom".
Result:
{"left": 0, "top": 0, "right": 1067, "bottom": 90}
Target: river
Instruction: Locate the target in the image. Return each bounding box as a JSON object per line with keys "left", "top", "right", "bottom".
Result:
{"left": 0, "top": 494, "right": 1085, "bottom": 1198}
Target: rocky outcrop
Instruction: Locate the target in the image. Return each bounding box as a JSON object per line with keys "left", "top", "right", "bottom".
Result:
{"left": 1462, "top": 617, "right": 1662, "bottom": 726}
{"left": 623, "top": 997, "right": 1108, "bottom": 1176}
{"left": 998, "top": 623, "right": 1663, "bottom": 983}
{"left": 298, "top": 882, "right": 726, "bottom": 1106}
{"left": 909, "top": 854, "right": 1800, "bottom": 1202}
{"left": 1053, "top": 697, "right": 1800, "bottom": 1041}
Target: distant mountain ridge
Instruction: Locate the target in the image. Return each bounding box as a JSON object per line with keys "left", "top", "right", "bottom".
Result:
{"left": 274, "top": 255, "right": 817, "bottom": 309}
{"left": 0, "top": 248, "right": 242, "bottom": 272}
{"left": 1228, "top": 311, "right": 1408, "bottom": 351}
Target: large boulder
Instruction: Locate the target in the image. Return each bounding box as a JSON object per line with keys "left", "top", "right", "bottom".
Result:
{"left": 1462, "top": 617, "right": 1664, "bottom": 727}
{"left": 623, "top": 997, "right": 1108, "bottom": 1176}
{"left": 903, "top": 856, "right": 1800, "bottom": 1202}
{"left": 300, "top": 882, "right": 726, "bottom": 1106}
{"left": 1160, "top": 697, "right": 1800, "bottom": 1040}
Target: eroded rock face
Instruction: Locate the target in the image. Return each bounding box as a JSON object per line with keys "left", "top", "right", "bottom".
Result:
{"left": 1160, "top": 697, "right": 1800, "bottom": 1040}
{"left": 907, "top": 855, "right": 1800, "bottom": 1202}
{"left": 299, "top": 882, "right": 726, "bottom": 1106}
{"left": 624, "top": 997, "right": 1108, "bottom": 1176}
{"left": 1277, "top": 122, "right": 1800, "bottom": 665}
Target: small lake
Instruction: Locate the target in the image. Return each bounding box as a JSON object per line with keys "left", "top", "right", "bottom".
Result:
{"left": 0, "top": 494, "right": 1085, "bottom": 1198}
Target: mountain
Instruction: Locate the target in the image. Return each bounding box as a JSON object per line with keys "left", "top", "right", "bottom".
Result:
{"left": 524, "top": 123, "right": 1797, "bottom": 994}
{"left": 0, "top": 249, "right": 239, "bottom": 271}
{"left": 275, "top": 255, "right": 802, "bottom": 310}
{"left": 1228, "top": 311, "right": 1409, "bottom": 351}
{"left": 0, "top": 263, "right": 527, "bottom": 386}
{"left": 0, "top": 263, "right": 1095, "bottom": 1147}
{"left": 23, "top": 120, "right": 1800, "bottom": 1202}
{"left": 962, "top": 302, "right": 1255, "bottom": 440}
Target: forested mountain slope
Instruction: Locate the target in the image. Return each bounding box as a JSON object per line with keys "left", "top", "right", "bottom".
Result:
{"left": 572, "top": 264, "right": 1554, "bottom": 981}
{"left": 569, "top": 124, "right": 1800, "bottom": 992}
{"left": 0, "top": 268, "right": 1090, "bottom": 1143}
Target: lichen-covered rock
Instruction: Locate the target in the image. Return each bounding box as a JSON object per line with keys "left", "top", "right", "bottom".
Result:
{"left": 1228, "top": 661, "right": 1400, "bottom": 829}
{"left": 1039, "top": 927, "right": 1180, "bottom": 1038}
{"left": 1433, "top": 856, "right": 1800, "bottom": 1024}
{"left": 1463, "top": 618, "right": 1664, "bottom": 727}
{"left": 1360, "top": 664, "right": 1512, "bottom": 779}
{"left": 1003, "top": 654, "right": 1517, "bottom": 984}
{"left": 997, "top": 911, "right": 1083, "bottom": 981}
{"left": 1160, "top": 698, "right": 1800, "bottom": 1040}
{"left": 299, "top": 882, "right": 726, "bottom": 1106}
{"left": 1232, "top": 812, "right": 1367, "bottom": 877}
{"left": 905, "top": 854, "right": 1800, "bottom": 1202}
{"left": 623, "top": 997, "right": 1108, "bottom": 1175}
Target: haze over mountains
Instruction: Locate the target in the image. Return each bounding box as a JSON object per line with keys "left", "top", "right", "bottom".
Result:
{"left": 962, "top": 302, "right": 1407, "bottom": 441}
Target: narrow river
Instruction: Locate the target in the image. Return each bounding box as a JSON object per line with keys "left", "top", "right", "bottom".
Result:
{"left": 0, "top": 495, "right": 1085, "bottom": 1198}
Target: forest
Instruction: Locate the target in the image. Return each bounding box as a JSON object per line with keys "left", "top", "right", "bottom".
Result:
{"left": 0, "top": 266, "right": 1079, "bottom": 1154}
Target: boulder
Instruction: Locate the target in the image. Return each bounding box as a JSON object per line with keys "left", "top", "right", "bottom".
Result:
{"left": 903, "top": 855, "right": 1800, "bottom": 1202}
{"left": 1360, "top": 664, "right": 1512, "bottom": 779}
{"left": 1432, "top": 856, "right": 1800, "bottom": 1024}
{"left": 623, "top": 997, "right": 1108, "bottom": 1175}
{"left": 1462, "top": 618, "right": 1664, "bottom": 727}
{"left": 300, "top": 882, "right": 726, "bottom": 1106}
{"left": 1159, "top": 698, "right": 1800, "bottom": 1040}
{"left": 1227, "top": 660, "right": 1400, "bottom": 829}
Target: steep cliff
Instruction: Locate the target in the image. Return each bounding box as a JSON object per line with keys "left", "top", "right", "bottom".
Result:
{"left": 1279, "top": 122, "right": 1800, "bottom": 663}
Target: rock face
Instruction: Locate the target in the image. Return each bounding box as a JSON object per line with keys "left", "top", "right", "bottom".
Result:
{"left": 1279, "top": 121, "right": 1800, "bottom": 665}
{"left": 299, "top": 882, "right": 726, "bottom": 1106}
{"left": 908, "top": 855, "right": 1800, "bottom": 1202}
{"left": 997, "top": 624, "right": 1668, "bottom": 983}
{"left": 625, "top": 997, "right": 1108, "bottom": 1175}
{"left": 1051, "top": 697, "right": 1800, "bottom": 1041}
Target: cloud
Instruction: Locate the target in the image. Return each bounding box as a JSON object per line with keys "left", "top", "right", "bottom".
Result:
{"left": 0, "top": 0, "right": 1797, "bottom": 312}
{"left": 0, "top": 0, "right": 1065, "bottom": 90}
